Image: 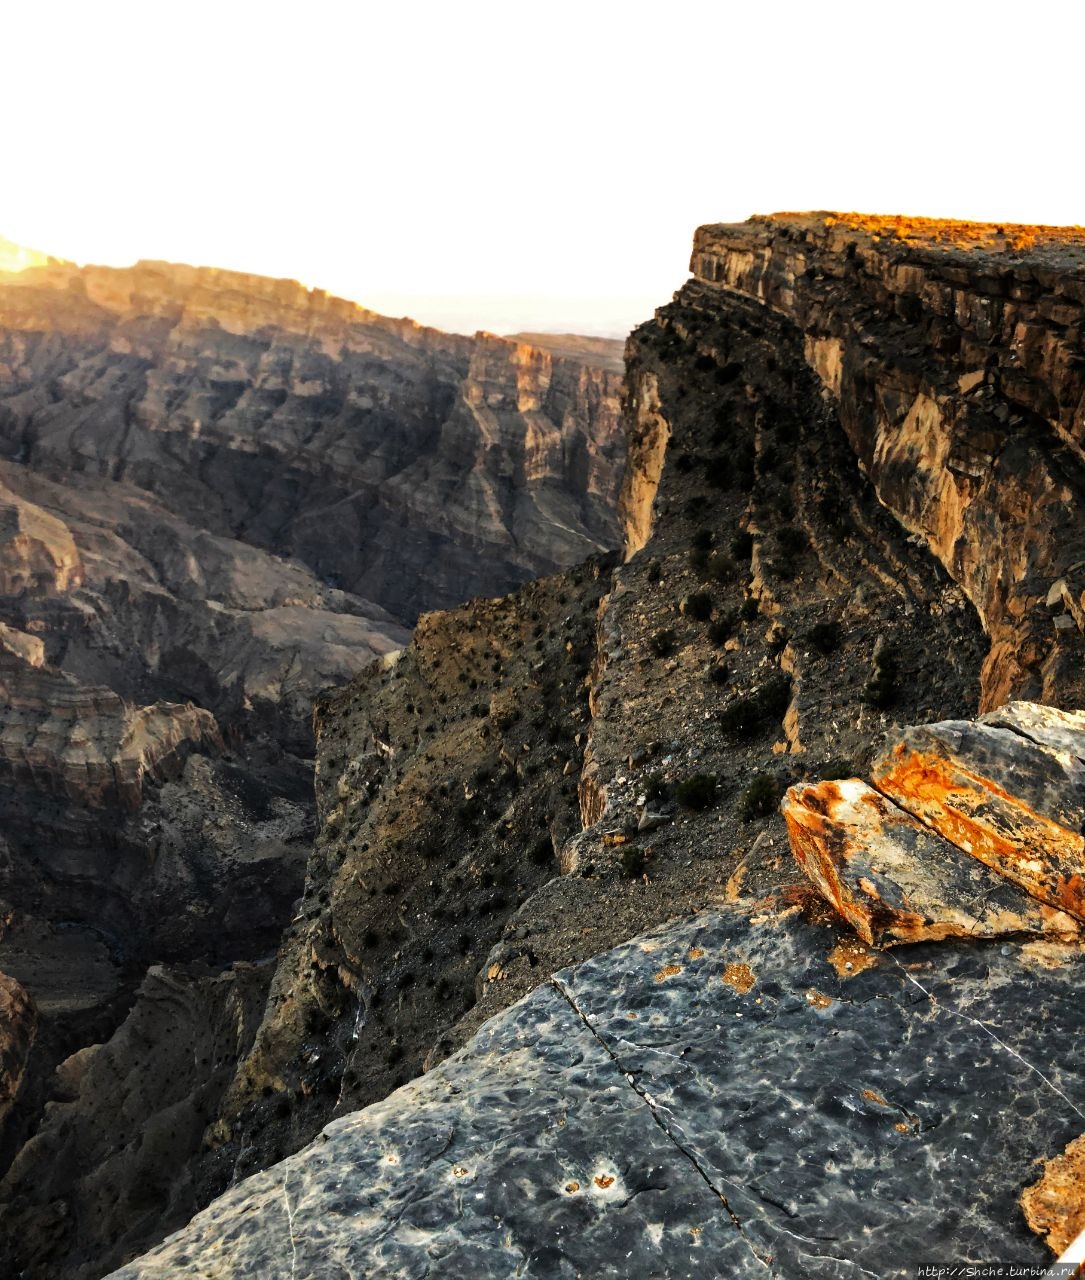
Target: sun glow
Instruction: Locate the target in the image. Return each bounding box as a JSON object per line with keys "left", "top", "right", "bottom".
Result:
{"left": 0, "top": 237, "right": 52, "bottom": 275}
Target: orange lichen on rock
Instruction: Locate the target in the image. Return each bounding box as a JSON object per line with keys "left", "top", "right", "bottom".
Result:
{"left": 654, "top": 964, "right": 682, "bottom": 983}
{"left": 872, "top": 725, "right": 1085, "bottom": 922}
{"left": 1022, "top": 1132, "right": 1085, "bottom": 1256}
{"left": 768, "top": 211, "right": 1085, "bottom": 253}
{"left": 782, "top": 777, "right": 1077, "bottom": 946}
{"left": 721, "top": 962, "right": 756, "bottom": 994}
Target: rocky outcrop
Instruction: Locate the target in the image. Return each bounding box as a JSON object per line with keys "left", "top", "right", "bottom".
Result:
{"left": 690, "top": 213, "right": 1085, "bottom": 710}
{"left": 0, "top": 481, "right": 82, "bottom": 594}
{"left": 0, "top": 960, "right": 272, "bottom": 1280}
{"left": 0, "top": 650, "right": 221, "bottom": 810}
{"left": 783, "top": 775, "right": 1081, "bottom": 945}
{"left": 0, "top": 258, "right": 626, "bottom": 622}
{"left": 0, "top": 972, "right": 35, "bottom": 1134}
{"left": 107, "top": 894, "right": 1085, "bottom": 1279}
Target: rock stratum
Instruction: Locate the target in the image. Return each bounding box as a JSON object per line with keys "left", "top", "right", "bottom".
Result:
{"left": 0, "top": 248, "right": 626, "bottom": 1276}
{"left": 8, "top": 212, "right": 1085, "bottom": 1277}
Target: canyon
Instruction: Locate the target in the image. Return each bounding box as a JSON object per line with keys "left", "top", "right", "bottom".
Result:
{"left": 0, "top": 251, "right": 626, "bottom": 1276}
{"left": 4, "top": 212, "right": 1085, "bottom": 1277}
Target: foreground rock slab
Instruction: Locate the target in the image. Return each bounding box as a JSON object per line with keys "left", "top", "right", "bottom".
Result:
{"left": 781, "top": 777, "right": 1080, "bottom": 946}
{"left": 109, "top": 901, "right": 1085, "bottom": 1278}
{"left": 872, "top": 719, "right": 1085, "bottom": 919}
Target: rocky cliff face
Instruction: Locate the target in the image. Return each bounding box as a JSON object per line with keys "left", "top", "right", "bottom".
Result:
{"left": 690, "top": 214, "right": 1085, "bottom": 710}
{"left": 0, "top": 249, "right": 627, "bottom": 1277}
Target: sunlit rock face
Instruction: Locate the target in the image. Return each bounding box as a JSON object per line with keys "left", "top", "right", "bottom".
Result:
{"left": 691, "top": 213, "right": 1085, "bottom": 711}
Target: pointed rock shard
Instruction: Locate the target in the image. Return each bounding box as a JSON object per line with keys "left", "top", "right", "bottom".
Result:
{"left": 871, "top": 719, "right": 1085, "bottom": 921}
{"left": 782, "top": 778, "right": 1080, "bottom": 946}
{"left": 981, "top": 700, "right": 1085, "bottom": 763}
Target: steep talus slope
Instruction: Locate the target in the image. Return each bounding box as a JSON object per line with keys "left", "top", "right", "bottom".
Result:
{"left": 0, "top": 252, "right": 626, "bottom": 1277}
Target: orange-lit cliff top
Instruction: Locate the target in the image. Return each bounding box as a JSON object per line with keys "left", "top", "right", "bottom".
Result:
{"left": 762, "top": 211, "right": 1085, "bottom": 256}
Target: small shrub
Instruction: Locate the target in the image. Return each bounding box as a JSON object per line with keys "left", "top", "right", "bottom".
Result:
{"left": 708, "top": 611, "right": 738, "bottom": 646}
{"left": 740, "top": 597, "right": 759, "bottom": 621}
{"left": 650, "top": 628, "right": 678, "bottom": 657}
{"left": 675, "top": 773, "right": 718, "bottom": 810}
{"left": 684, "top": 591, "right": 713, "bottom": 622}
{"left": 776, "top": 524, "right": 807, "bottom": 557}
{"left": 689, "top": 545, "right": 710, "bottom": 574}
{"left": 530, "top": 835, "right": 553, "bottom": 866}
{"left": 620, "top": 845, "right": 646, "bottom": 879}
{"left": 807, "top": 621, "right": 842, "bottom": 655}
{"left": 644, "top": 773, "right": 670, "bottom": 804}
{"left": 741, "top": 773, "right": 778, "bottom": 820}
{"left": 691, "top": 529, "right": 714, "bottom": 552}
{"left": 719, "top": 675, "right": 792, "bottom": 739}
{"left": 706, "top": 552, "right": 735, "bottom": 583}
{"left": 708, "top": 661, "right": 730, "bottom": 685}
{"left": 646, "top": 559, "right": 662, "bottom": 584}
{"left": 819, "top": 758, "right": 856, "bottom": 781}
{"left": 865, "top": 647, "right": 900, "bottom": 709}
{"left": 730, "top": 529, "right": 754, "bottom": 560}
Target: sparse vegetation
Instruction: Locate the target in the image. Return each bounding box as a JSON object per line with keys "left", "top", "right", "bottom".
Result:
{"left": 719, "top": 674, "right": 792, "bottom": 739}
{"left": 708, "top": 610, "right": 739, "bottom": 646}
{"left": 675, "top": 773, "right": 718, "bottom": 810}
{"left": 650, "top": 628, "right": 678, "bottom": 657}
{"left": 741, "top": 773, "right": 778, "bottom": 820}
{"left": 683, "top": 591, "right": 713, "bottom": 622}
{"left": 620, "top": 845, "right": 646, "bottom": 878}
{"left": 865, "top": 646, "right": 900, "bottom": 709}
{"left": 807, "top": 621, "right": 842, "bottom": 655}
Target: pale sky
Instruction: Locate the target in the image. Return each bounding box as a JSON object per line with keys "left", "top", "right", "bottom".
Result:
{"left": 2, "top": 0, "right": 1079, "bottom": 336}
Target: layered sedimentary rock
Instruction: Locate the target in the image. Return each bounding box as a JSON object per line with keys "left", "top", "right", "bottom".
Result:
{"left": 0, "top": 259, "right": 626, "bottom": 621}
{"left": 690, "top": 213, "right": 1085, "bottom": 710}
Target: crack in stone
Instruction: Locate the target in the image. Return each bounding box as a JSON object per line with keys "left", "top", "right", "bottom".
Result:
{"left": 884, "top": 950, "right": 1085, "bottom": 1122}
{"left": 550, "top": 975, "right": 773, "bottom": 1272}
{"left": 281, "top": 1166, "right": 300, "bottom": 1280}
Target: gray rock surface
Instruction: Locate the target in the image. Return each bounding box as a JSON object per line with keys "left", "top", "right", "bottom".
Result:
{"left": 108, "top": 900, "right": 1085, "bottom": 1278}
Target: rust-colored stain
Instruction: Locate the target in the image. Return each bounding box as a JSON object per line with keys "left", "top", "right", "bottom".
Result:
{"left": 862, "top": 1088, "right": 890, "bottom": 1107}
{"left": 805, "top": 988, "right": 833, "bottom": 1010}
{"left": 602, "top": 831, "right": 628, "bottom": 847}
{"left": 452, "top": 1165, "right": 469, "bottom": 1178}
{"left": 827, "top": 940, "right": 878, "bottom": 977}
{"left": 654, "top": 964, "right": 682, "bottom": 983}
{"left": 721, "top": 962, "right": 756, "bottom": 994}
{"left": 895, "top": 1122, "right": 912, "bottom": 1134}
{"left": 875, "top": 748, "right": 1085, "bottom": 919}
{"left": 1022, "top": 1131, "right": 1085, "bottom": 1255}
{"left": 564, "top": 1180, "right": 580, "bottom": 1194}
{"left": 626, "top": 1011, "right": 639, "bottom": 1019}
{"left": 594, "top": 1175, "right": 615, "bottom": 1190}
{"left": 688, "top": 946, "right": 705, "bottom": 961}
